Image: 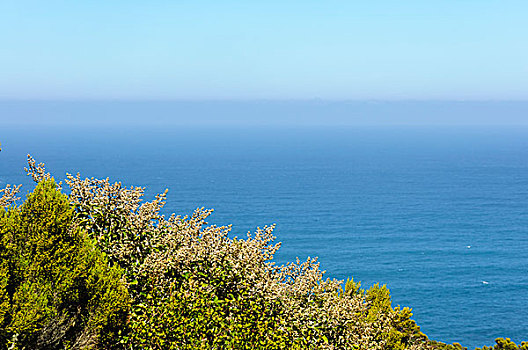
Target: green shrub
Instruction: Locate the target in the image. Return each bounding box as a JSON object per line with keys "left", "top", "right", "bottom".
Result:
{"left": 0, "top": 180, "right": 129, "bottom": 349}
{"left": 363, "top": 283, "right": 426, "bottom": 350}
{"left": 127, "top": 279, "right": 310, "bottom": 350}
{"left": 474, "top": 338, "right": 528, "bottom": 350}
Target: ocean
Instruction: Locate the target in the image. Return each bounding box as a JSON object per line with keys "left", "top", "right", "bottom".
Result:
{"left": 1, "top": 102, "right": 527, "bottom": 348}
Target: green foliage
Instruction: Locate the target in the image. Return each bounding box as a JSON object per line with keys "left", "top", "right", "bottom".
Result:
{"left": 363, "top": 283, "right": 426, "bottom": 350}
{"left": 124, "top": 247, "right": 311, "bottom": 349}
{"left": 344, "top": 277, "right": 361, "bottom": 296}
{"left": 0, "top": 180, "right": 129, "bottom": 349}
{"left": 127, "top": 280, "right": 309, "bottom": 350}
{"left": 474, "top": 338, "right": 528, "bottom": 350}
{"left": 429, "top": 341, "right": 467, "bottom": 350}
{"left": 430, "top": 338, "right": 528, "bottom": 350}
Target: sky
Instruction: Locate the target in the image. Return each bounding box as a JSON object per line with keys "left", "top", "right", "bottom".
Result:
{"left": 1, "top": 1, "right": 527, "bottom": 100}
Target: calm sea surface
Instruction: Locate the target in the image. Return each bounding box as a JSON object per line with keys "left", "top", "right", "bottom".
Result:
{"left": 1, "top": 124, "right": 527, "bottom": 348}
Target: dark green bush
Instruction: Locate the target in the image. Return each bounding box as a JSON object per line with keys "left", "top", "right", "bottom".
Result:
{"left": 364, "top": 283, "right": 426, "bottom": 349}
{"left": 475, "top": 338, "right": 528, "bottom": 350}
{"left": 0, "top": 180, "right": 129, "bottom": 349}
{"left": 430, "top": 338, "right": 528, "bottom": 350}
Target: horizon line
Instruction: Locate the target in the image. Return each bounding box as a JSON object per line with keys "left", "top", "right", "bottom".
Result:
{"left": 1, "top": 98, "right": 528, "bottom": 103}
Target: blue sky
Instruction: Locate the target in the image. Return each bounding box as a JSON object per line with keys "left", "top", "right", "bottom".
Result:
{"left": 1, "top": 1, "right": 527, "bottom": 100}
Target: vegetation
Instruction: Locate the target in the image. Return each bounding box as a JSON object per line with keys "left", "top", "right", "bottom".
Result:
{"left": 429, "top": 339, "right": 528, "bottom": 350}
{"left": 0, "top": 179, "right": 129, "bottom": 349}
{"left": 0, "top": 155, "right": 525, "bottom": 349}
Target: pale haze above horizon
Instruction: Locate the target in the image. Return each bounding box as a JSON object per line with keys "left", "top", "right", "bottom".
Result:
{"left": 1, "top": 1, "right": 527, "bottom": 100}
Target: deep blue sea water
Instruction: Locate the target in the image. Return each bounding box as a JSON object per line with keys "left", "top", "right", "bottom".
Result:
{"left": 1, "top": 122, "right": 527, "bottom": 348}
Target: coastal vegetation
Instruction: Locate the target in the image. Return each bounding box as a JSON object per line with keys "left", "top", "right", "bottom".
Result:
{"left": 0, "top": 155, "right": 526, "bottom": 350}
